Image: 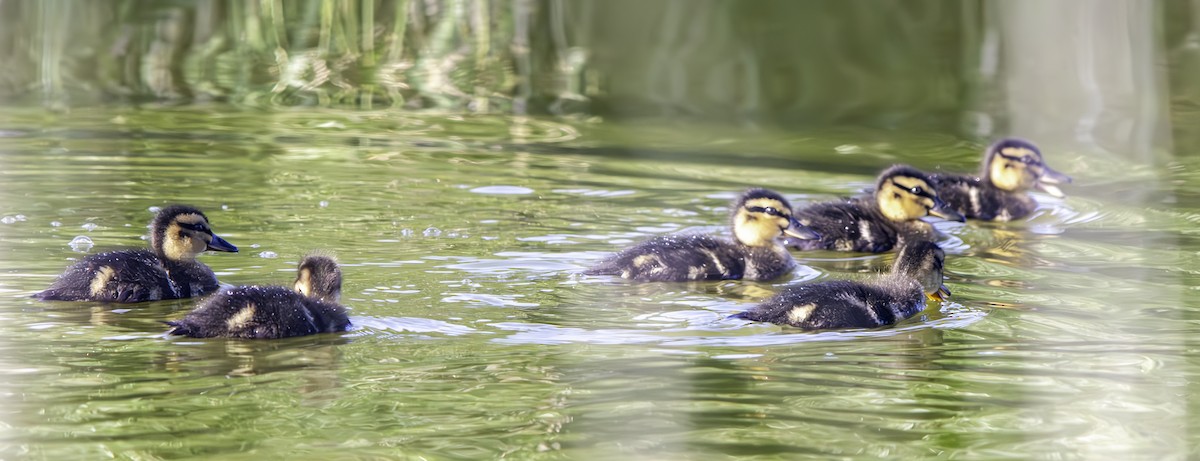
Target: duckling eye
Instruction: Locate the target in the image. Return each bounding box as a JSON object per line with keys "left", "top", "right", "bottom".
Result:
{"left": 909, "top": 186, "right": 924, "bottom": 196}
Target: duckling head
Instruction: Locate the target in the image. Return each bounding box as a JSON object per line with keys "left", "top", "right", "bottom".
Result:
{"left": 875, "top": 165, "right": 965, "bottom": 223}
{"left": 892, "top": 240, "right": 951, "bottom": 302}
{"left": 294, "top": 254, "right": 342, "bottom": 303}
{"left": 731, "top": 188, "right": 820, "bottom": 247}
{"left": 151, "top": 205, "right": 238, "bottom": 261}
{"left": 983, "top": 138, "right": 1072, "bottom": 197}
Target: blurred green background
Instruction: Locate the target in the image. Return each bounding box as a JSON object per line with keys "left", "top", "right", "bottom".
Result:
{"left": 3, "top": 0, "right": 1199, "bottom": 154}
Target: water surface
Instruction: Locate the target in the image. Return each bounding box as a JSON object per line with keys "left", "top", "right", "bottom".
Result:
{"left": 0, "top": 107, "right": 1193, "bottom": 460}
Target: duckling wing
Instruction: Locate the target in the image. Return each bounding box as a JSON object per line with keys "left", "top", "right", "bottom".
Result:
{"left": 34, "top": 250, "right": 178, "bottom": 302}
{"left": 792, "top": 198, "right": 899, "bottom": 253}
{"left": 162, "top": 260, "right": 222, "bottom": 298}
{"left": 733, "top": 280, "right": 921, "bottom": 330}
{"left": 584, "top": 234, "right": 748, "bottom": 282}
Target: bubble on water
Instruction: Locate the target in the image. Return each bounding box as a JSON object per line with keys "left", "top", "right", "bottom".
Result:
{"left": 68, "top": 235, "right": 94, "bottom": 252}
{"left": 319, "top": 200, "right": 329, "bottom": 208}
{"left": 400, "top": 228, "right": 414, "bottom": 237}
{"left": 81, "top": 223, "right": 99, "bottom": 232}
{"left": 0, "top": 216, "right": 15, "bottom": 224}
{"left": 50, "top": 221, "right": 62, "bottom": 227}
{"left": 250, "top": 244, "right": 261, "bottom": 249}
{"left": 221, "top": 204, "right": 230, "bottom": 210}
{"left": 148, "top": 206, "right": 161, "bottom": 213}
{"left": 258, "top": 251, "right": 278, "bottom": 259}
{"left": 14, "top": 214, "right": 26, "bottom": 222}
{"left": 423, "top": 227, "right": 442, "bottom": 237}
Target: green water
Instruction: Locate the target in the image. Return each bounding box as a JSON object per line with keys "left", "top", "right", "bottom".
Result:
{"left": 0, "top": 107, "right": 1195, "bottom": 460}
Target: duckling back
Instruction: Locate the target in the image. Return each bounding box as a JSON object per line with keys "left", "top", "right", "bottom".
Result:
{"left": 34, "top": 250, "right": 178, "bottom": 302}
{"left": 584, "top": 234, "right": 793, "bottom": 282}
{"left": 928, "top": 172, "right": 1035, "bottom": 221}
{"left": 791, "top": 197, "right": 911, "bottom": 253}
{"left": 165, "top": 285, "right": 350, "bottom": 339}
{"left": 732, "top": 278, "right": 924, "bottom": 330}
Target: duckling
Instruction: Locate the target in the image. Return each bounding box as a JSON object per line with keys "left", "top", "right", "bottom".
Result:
{"left": 584, "top": 188, "right": 821, "bottom": 282}
{"left": 731, "top": 240, "right": 949, "bottom": 330}
{"left": 34, "top": 205, "right": 238, "bottom": 302}
{"left": 790, "top": 165, "right": 965, "bottom": 253}
{"left": 930, "top": 138, "right": 1072, "bottom": 221}
{"left": 165, "top": 254, "right": 351, "bottom": 339}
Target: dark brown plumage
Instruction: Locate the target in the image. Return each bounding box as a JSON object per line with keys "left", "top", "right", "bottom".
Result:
{"left": 34, "top": 205, "right": 238, "bottom": 302}
{"left": 584, "top": 188, "right": 820, "bottom": 282}
{"left": 930, "top": 138, "right": 1072, "bottom": 221}
{"left": 732, "top": 241, "right": 949, "bottom": 330}
{"left": 166, "top": 254, "right": 350, "bottom": 339}
{"left": 791, "top": 165, "right": 964, "bottom": 253}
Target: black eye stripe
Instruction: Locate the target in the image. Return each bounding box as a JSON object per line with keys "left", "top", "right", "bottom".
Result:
{"left": 746, "top": 206, "right": 785, "bottom": 217}
{"left": 998, "top": 152, "right": 1040, "bottom": 164}
{"left": 890, "top": 179, "right": 933, "bottom": 199}
{"left": 177, "top": 222, "right": 210, "bottom": 233}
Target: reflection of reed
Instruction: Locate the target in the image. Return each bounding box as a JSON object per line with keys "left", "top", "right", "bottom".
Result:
{"left": 3, "top": 0, "right": 1197, "bottom": 133}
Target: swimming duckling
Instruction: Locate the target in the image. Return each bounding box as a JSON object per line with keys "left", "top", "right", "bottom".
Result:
{"left": 731, "top": 240, "right": 949, "bottom": 330}
{"left": 34, "top": 205, "right": 238, "bottom": 302}
{"left": 791, "top": 165, "right": 965, "bottom": 253}
{"left": 165, "top": 254, "right": 351, "bottom": 339}
{"left": 930, "top": 138, "right": 1072, "bottom": 221}
{"left": 584, "top": 188, "right": 821, "bottom": 282}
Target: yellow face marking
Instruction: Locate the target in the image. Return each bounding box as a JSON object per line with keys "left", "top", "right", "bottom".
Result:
{"left": 990, "top": 147, "right": 1040, "bottom": 191}
{"left": 162, "top": 215, "right": 214, "bottom": 261}
{"left": 787, "top": 303, "right": 817, "bottom": 325}
{"left": 226, "top": 303, "right": 256, "bottom": 330}
{"left": 89, "top": 266, "right": 116, "bottom": 296}
{"left": 734, "top": 198, "right": 793, "bottom": 247}
{"left": 294, "top": 268, "right": 312, "bottom": 296}
{"left": 877, "top": 176, "right": 935, "bottom": 222}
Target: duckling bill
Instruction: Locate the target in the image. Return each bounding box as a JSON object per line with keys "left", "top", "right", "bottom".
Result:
{"left": 732, "top": 241, "right": 949, "bottom": 330}
{"left": 166, "top": 254, "right": 350, "bottom": 339}
{"left": 791, "top": 165, "right": 964, "bottom": 253}
{"left": 584, "top": 188, "right": 820, "bottom": 282}
{"left": 34, "top": 205, "right": 237, "bottom": 303}
{"left": 930, "top": 138, "right": 1071, "bottom": 221}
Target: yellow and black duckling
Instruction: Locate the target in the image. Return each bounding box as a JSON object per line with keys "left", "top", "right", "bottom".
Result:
{"left": 790, "top": 165, "right": 965, "bottom": 253}
{"left": 34, "top": 205, "right": 238, "bottom": 303}
{"left": 731, "top": 240, "right": 949, "bottom": 330}
{"left": 929, "top": 138, "right": 1072, "bottom": 221}
{"left": 584, "top": 188, "right": 821, "bottom": 282}
{"left": 165, "top": 254, "right": 350, "bottom": 339}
